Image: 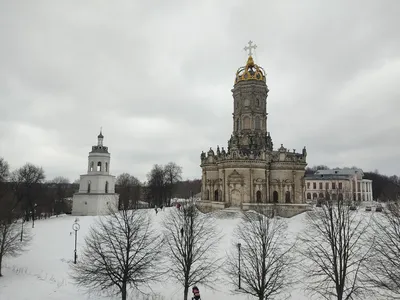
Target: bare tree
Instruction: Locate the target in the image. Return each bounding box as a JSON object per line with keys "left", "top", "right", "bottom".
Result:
{"left": 164, "top": 162, "right": 182, "bottom": 206}
{"left": 71, "top": 205, "right": 164, "bottom": 300}
{"left": 224, "top": 209, "right": 294, "bottom": 300}
{"left": 162, "top": 202, "right": 222, "bottom": 300}
{"left": 298, "top": 197, "right": 373, "bottom": 300}
{"left": 10, "top": 163, "right": 45, "bottom": 227}
{"left": 367, "top": 203, "right": 400, "bottom": 298}
{"left": 146, "top": 164, "right": 167, "bottom": 207}
{"left": 116, "top": 173, "right": 142, "bottom": 210}
{"left": 0, "top": 158, "right": 31, "bottom": 276}
{"left": 0, "top": 158, "right": 9, "bottom": 182}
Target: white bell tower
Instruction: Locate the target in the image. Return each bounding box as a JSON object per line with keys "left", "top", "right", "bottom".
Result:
{"left": 72, "top": 130, "right": 119, "bottom": 216}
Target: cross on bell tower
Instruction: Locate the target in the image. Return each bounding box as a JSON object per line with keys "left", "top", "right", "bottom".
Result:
{"left": 244, "top": 40, "right": 257, "bottom": 56}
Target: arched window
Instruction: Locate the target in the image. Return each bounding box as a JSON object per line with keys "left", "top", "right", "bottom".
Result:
{"left": 97, "top": 161, "right": 102, "bottom": 172}
{"left": 255, "top": 116, "right": 261, "bottom": 130}
{"left": 243, "top": 116, "right": 250, "bottom": 129}
{"left": 307, "top": 193, "right": 311, "bottom": 200}
{"left": 319, "top": 192, "right": 324, "bottom": 199}
{"left": 90, "top": 162, "right": 94, "bottom": 172}
{"left": 87, "top": 181, "right": 91, "bottom": 193}
{"left": 105, "top": 181, "right": 108, "bottom": 193}
{"left": 273, "top": 191, "right": 279, "bottom": 203}
{"left": 105, "top": 162, "right": 108, "bottom": 172}
{"left": 256, "top": 190, "right": 262, "bottom": 203}
{"left": 285, "top": 191, "right": 291, "bottom": 203}
{"left": 256, "top": 98, "right": 260, "bottom": 106}
{"left": 313, "top": 193, "right": 317, "bottom": 199}
{"left": 214, "top": 190, "right": 219, "bottom": 201}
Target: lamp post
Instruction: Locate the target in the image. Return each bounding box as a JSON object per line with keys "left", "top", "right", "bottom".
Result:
{"left": 20, "top": 219, "right": 25, "bottom": 242}
{"left": 237, "top": 242, "right": 242, "bottom": 289}
{"left": 72, "top": 218, "right": 80, "bottom": 264}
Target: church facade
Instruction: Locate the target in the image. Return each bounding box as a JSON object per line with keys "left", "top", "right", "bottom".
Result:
{"left": 198, "top": 46, "right": 309, "bottom": 217}
{"left": 72, "top": 131, "right": 119, "bottom": 216}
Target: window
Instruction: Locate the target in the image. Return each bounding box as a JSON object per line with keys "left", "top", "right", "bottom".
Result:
{"left": 105, "top": 162, "right": 108, "bottom": 172}
{"left": 325, "top": 182, "right": 329, "bottom": 190}
{"left": 255, "top": 116, "right": 261, "bottom": 130}
{"left": 307, "top": 182, "right": 310, "bottom": 189}
{"left": 339, "top": 182, "right": 342, "bottom": 189}
{"left": 90, "top": 162, "right": 94, "bottom": 172}
{"left": 97, "top": 161, "right": 101, "bottom": 172}
{"left": 236, "top": 119, "right": 240, "bottom": 131}
{"left": 313, "top": 182, "right": 316, "bottom": 189}
{"left": 214, "top": 190, "right": 219, "bottom": 201}
{"left": 256, "top": 190, "right": 262, "bottom": 203}
{"left": 332, "top": 182, "right": 336, "bottom": 189}
{"left": 313, "top": 193, "right": 317, "bottom": 199}
{"left": 256, "top": 98, "right": 260, "bottom": 106}
{"left": 307, "top": 193, "right": 311, "bottom": 200}
{"left": 285, "top": 191, "right": 291, "bottom": 203}
{"left": 105, "top": 181, "right": 109, "bottom": 193}
{"left": 87, "top": 181, "right": 91, "bottom": 193}
{"left": 243, "top": 116, "right": 251, "bottom": 129}
{"left": 273, "top": 191, "right": 279, "bottom": 203}
{"left": 319, "top": 182, "right": 323, "bottom": 189}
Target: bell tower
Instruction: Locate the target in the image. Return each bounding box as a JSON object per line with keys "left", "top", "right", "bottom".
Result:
{"left": 228, "top": 41, "right": 273, "bottom": 155}
{"left": 72, "top": 130, "right": 119, "bottom": 216}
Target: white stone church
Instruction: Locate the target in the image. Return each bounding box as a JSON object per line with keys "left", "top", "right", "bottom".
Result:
{"left": 72, "top": 131, "right": 119, "bottom": 216}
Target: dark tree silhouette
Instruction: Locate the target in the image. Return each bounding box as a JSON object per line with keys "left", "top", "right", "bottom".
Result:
{"left": 367, "top": 203, "right": 400, "bottom": 298}
{"left": 115, "top": 173, "right": 142, "bottom": 210}
{"left": 225, "top": 208, "right": 294, "bottom": 300}
{"left": 71, "top": 205, "right": 163, "bottom": 300}
{"left": 298, "top": 197, "right": 373, "bottom": 300}
{"left": 10, "top": 163, "right": 45, "bottom": 227}
{"left": 162, "top": 202, "right": 222, "bottom": 300}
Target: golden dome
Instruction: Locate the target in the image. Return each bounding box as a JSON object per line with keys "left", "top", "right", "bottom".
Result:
{"left": 235, "top": 56, "right": 266, "bottom": 84}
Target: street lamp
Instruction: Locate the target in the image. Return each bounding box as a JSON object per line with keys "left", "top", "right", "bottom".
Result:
{"left": 72, "top": 218, "right": 80, "bottom": 264}
{"left": 20, "top": 219, "right": 25, "bottom": 242}
{"left": 237, "top": 242, "right": 242, "bottom": 289}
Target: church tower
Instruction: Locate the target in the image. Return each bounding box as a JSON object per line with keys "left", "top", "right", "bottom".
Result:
{"left": 199, "top": 41, "right": 308, "bottom": 217}
{"left": 72, "top": 130, "right": 119, "bottom": 216}
{"left": 229, "top": 45, "right": 273, "bottom": 156}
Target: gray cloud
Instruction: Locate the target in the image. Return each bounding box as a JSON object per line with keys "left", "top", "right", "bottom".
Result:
{"left": 0, "top": 0, "right": 399, "bottom": 182}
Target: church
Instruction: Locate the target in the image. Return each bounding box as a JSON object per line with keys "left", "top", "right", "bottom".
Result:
{"left": 198, "top": 41, "right": 309, "bottom": 217}
{"left": 72, "top": 131, "right": 119, "bottom": 216}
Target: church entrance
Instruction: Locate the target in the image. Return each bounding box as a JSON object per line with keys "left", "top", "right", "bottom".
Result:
{"left": 273, "top": 191, "right": 279, "bottom": 203}
{"left": 214, "top": 190, "right": 219, "bottom": 201}
{"left": 231, "top": 189, "right": 241, "bottom": 207}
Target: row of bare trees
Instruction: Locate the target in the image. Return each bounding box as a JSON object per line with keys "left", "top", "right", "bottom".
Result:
{"left": 72, "top": 196, "right": 400, "bottom": 300}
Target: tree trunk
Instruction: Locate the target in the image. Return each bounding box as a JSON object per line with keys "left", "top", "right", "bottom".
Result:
{"left": 121, "top": 282, "right": 127, "bottom": 300}
{"left": 184, "top": 285, "right": 189, "bottom": 300}
{"left": 0, "top": 252, "right": 3, "bottom": 276}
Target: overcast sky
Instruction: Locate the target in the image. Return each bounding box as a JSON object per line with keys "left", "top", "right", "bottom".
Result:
{"left": 0, "top": 0, "right": 399, "bottom": 182}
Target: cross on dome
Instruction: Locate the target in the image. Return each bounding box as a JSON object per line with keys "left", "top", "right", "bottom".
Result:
{"left": 244, "top": 40, "right": 257, "bottom": 56}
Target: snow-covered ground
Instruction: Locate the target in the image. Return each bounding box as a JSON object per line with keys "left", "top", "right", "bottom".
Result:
{"left": 0, "top": 206, "right": 376, "bottom": 300}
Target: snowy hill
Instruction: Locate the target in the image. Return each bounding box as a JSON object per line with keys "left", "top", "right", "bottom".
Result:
{"left": 0, "top": 207, "right": 349, "bottom": 300}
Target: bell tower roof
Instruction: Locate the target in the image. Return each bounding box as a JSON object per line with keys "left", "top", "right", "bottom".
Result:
{"left": 91, "top": 129, "right": 108, "bottom": 153}
{"left": 235, "top": 41, "right": 266, "bottom": 85}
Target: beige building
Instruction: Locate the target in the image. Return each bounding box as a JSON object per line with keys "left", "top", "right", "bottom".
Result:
{"left": 305, "top": 168, "right": 373, "bottom": 202}
{"left": 198, "top": 42, "right": 309, "bottom": 217}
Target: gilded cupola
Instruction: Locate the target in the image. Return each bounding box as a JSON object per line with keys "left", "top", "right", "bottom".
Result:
{"left": 234, "top": 55, "right": 266, "bottom": 84}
